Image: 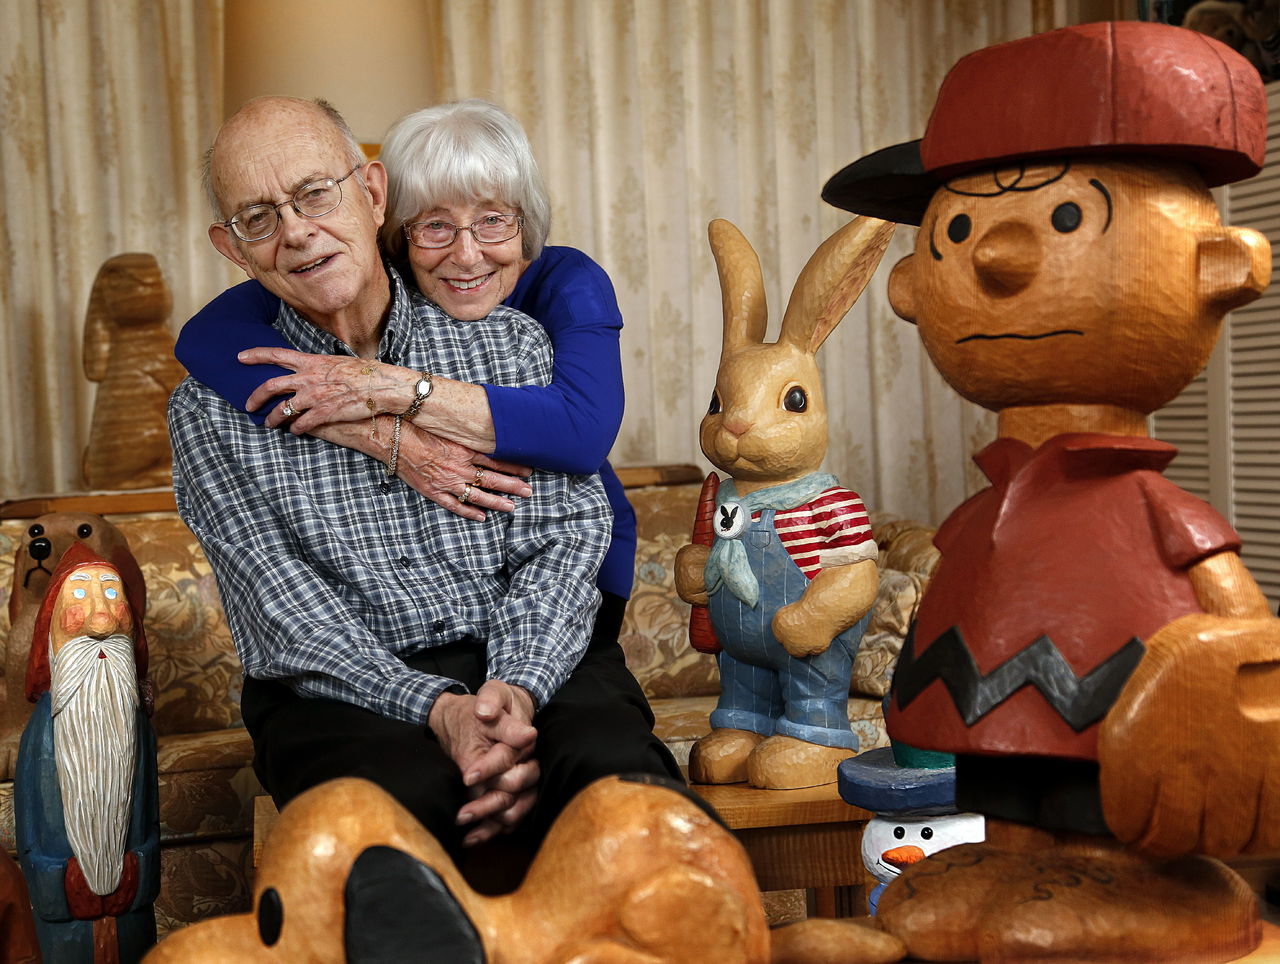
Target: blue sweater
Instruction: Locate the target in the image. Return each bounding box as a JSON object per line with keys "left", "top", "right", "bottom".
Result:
{"left": 174, "top": 247, "right": 636, "bottom": 598}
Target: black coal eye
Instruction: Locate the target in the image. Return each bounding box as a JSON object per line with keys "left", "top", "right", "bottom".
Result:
{"left": 257, "top": 887, "right": 283, "bottom": 946}
{"left": 1051, "top": 202, "right": 1082, "bottom": 233}
{"left": 893, "top": 826, "right": 905, "bottom": 839}
{"left": 921, "top": 827, "right": 934, "bottom": 840}
{"left": 946, "top": 214, "right": 971, "bottom": 243}
{"left": 708, "top": 392, "right": 721, "bottom": 415}
{"left": 783, "top": 387, "right": 807, "bottom": 413}
{"left": 77, "top": 524, "right": 93, "bottom": 539}
{"left": 28, "top": 524, "right": 44, "bottom": 538}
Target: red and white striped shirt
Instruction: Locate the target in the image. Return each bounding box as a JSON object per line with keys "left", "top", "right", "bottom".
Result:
{"left": 766, "top": 487, "right": 876, "bottom": 578}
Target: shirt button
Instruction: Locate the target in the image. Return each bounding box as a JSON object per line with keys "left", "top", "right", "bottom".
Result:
{"left": 398, "top": 556, "right": 412, "bottom": 569}
{"left": 432, "top": 620, "right": 445, "bottom": 634}
{"left": 380, "top": 481, "right": 393, "bottom": 494}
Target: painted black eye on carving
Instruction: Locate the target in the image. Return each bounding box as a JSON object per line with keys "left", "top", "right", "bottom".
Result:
{"left": 28, "top": 524, "right": 44, "bottom": 538}
{"left": 947, "top": 214, "right": 971, "bottom": 243}
{"left": 1051, "top": 202, "right": 1082, "bottom": 233}
{"left": 76, "top": 524, "right": 93, "bottom": 539}
{"left": 893, "top": 826, "right": 906, "bottom": 839}
{"left": 258, "top": 887, "right": 283, "bottom": 946}
{"left": 921, "top": 827, "right": 934, "bottom": 840}
{"left": 783, "top": 387, "right": 807, "bottom": 413}
{"left": 708, "top": 392, "right": 721, "bottom": 415}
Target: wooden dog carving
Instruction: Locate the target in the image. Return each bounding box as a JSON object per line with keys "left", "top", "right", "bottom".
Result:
{"left": 143, "top": 775, "right": 905, "bottom": 964}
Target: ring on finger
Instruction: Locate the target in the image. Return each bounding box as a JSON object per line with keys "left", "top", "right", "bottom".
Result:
{"left": 281, "top": 400, "right": 296, "bottom": 418}
{"left": 460, "top": 483, "right": 473, "bottom": 504}
{"left": 472, "top": 467, "right": 485, "bottom": 487}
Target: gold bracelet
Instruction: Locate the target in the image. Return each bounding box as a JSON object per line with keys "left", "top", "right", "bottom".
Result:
{"left": 361, "top": 364, "right": 378, "bottom": 440}
{"left": 386, "top": 414, "right": 403, "bottom": 477}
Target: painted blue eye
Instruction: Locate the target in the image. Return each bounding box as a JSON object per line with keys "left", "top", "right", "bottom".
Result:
{"left": 104, "top": 587, "right": 118, "bottom": 600}
{"left": 73, "top": 588, "right": 86, "bottom": 599}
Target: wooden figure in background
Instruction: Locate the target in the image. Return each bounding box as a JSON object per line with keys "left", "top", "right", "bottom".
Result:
{"left": 82, "top": 253, "right": 186, "bottom": 491}
{"left": 824, "top": 20, "right": 1277, "bottom": 962}
{"left": 675, "top": 217, "right": 893, "bottom": 790}
{"left": 15, "top": 543, "right": 159, "bottom": 963}
{"left": 2, "top": 512, "right": 143, "bottom": 779}
{"left": 142, "top": 774, "right": 906, "bottom": 964}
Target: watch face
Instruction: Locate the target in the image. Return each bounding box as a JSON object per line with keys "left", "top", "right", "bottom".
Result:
{"left": 415, "top": 376, "right": 431, "bottom": 398}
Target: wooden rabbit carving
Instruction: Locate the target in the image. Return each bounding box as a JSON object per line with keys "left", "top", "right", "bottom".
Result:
{"left": 675, "top": 217, "right": 894, "bottom": 790}
{"left": 82, "top": 253, "right": 186, "bottom": 491}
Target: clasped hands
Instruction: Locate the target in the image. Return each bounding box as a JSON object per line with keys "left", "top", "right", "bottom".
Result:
{"left": 239, "top": 347, "right": 532, "bottom": 520}
{"left": 427, "top": 679, "right": 540, "bottom": 847}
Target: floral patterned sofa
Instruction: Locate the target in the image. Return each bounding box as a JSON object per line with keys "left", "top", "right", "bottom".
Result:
{"left": 0, "top": 467, "right": 936, "bottom": 934}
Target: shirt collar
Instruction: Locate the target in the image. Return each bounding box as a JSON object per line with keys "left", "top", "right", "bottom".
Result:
{"left": 974, "top": 432, "right": 1178, "bottom": 489}
{"left": 271, "top": 263, "right": 417, "bottom": 363}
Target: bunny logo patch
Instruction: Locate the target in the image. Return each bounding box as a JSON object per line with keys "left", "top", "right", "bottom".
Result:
{"left": 716, "top": 502, "right": 748, "bottom": 540}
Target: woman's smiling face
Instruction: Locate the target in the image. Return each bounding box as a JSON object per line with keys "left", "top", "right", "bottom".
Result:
{"left": 406, "top": 200, "right": 529, "bottom": 321}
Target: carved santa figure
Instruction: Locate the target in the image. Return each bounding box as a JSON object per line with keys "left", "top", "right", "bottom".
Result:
{"left": 14, "top": 542, "right": 159, "bottom": 964}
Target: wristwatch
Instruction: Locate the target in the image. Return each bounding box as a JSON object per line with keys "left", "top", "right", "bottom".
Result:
{"left": 403, "top": 371, "right": 433, "bottom": 419}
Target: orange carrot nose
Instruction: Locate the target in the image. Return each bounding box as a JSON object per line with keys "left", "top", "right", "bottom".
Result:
{"left": 882, "top": 845, "right": 926, "bottom": 867}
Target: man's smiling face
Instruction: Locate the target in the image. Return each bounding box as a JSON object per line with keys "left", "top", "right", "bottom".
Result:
{"left": 208, "top": 98, "right": 388, "bottom": 335}
{"left": 889, "top": 158, "right": 1225, "bottom": 414}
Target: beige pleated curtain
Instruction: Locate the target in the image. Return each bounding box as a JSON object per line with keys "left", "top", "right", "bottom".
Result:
{"left": 1, "top": 0, "right": 1096, "bottom": 523}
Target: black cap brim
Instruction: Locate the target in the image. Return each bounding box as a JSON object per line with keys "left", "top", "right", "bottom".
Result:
{"left": 822, "top": 140, "right": 937, "bottom": 227}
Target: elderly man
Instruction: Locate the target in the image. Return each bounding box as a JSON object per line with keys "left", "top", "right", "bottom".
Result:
{"left": 170, "top": 96, "right": 677, "bottom": 862}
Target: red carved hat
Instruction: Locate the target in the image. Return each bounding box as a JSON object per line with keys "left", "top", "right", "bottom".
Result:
{"left": 823, "top": 21, "right": 1267, "bottom": 226}
{"left": 26, "top": 541, "right": 148, "bottom": 702}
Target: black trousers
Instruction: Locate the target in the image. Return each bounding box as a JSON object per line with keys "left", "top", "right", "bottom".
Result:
{"left": 240, "top": 592, "right": 682, "bottom": 861}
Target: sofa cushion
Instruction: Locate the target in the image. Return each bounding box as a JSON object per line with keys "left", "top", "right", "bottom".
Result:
{"left": 0, "top": 514, "right": 245, "bottom": 739}
{"left": 621, "top": 485, "right": 721, "bottom": 699}
{"left": 851, "top": 569, "right": 925, "bottom": 698}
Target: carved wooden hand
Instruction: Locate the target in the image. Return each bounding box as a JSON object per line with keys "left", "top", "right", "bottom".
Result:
{"left": 675, "top": 544, "right": 711, "bottom": 606}
{"left": 772, "top": 559, "right": 878, "bottom": 659}
{"left": 1099, "top": 610, "right": 1280, "bottom": 857}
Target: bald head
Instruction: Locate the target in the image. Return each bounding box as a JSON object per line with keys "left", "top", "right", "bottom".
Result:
{"left": 204, "top": 97, "right": 363, "bottom": 219}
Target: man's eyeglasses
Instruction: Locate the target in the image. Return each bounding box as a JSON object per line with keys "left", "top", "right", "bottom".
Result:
{"left": 403, "top": 214, "right": 524, "bottom": 250}
{"left": 221, "top": 164, "right": 364, "bottom": 242}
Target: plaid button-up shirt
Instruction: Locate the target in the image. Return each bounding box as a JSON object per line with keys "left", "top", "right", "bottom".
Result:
{"left": 169, "top": 268, "right": 610, "bottom": 725}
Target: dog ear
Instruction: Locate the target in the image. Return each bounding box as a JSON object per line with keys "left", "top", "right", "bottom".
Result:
{"left": 344, "top": 845, "right": 485, "bottom": 964}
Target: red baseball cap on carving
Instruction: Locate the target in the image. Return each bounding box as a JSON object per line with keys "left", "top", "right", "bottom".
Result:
{"left": 823, "top": 21, "right": 1266, "bottom": 226}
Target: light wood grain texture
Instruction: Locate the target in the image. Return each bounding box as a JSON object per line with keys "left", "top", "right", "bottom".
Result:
{"left": 81, "top": 254, "right": 186, "bottom": 491}
{"left": 255, "top": 779, "right": 877, "bottom": 921}
{"left": 162, "top": 776, "right": 775, "bottom": 963}
{"left": 689, "top": 217, "right": 892, "bottom": 790}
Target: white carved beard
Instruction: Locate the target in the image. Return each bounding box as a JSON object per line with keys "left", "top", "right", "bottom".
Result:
{"left": 50, "top": 634, "right": 139, "bottom": 896}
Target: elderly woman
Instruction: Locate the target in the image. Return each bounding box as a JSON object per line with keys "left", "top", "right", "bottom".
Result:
{"left": 176, "top": 99, "right": 679, "bottom": 845}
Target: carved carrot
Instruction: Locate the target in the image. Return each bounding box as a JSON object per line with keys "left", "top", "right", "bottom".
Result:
{"left": 688, "top": 471, "right": 722, "bottom": 655}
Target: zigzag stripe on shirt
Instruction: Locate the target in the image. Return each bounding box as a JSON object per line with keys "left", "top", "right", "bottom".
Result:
{"left": 891, "top": 625, "right": 1146, "bottom": 733}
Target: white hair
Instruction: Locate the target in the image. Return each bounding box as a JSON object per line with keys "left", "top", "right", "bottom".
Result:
{"left": 379, "top": 99, "right": 551, "bottom": 266}
{"left": 51, "top": 634, "right": 140, "bottom": 896}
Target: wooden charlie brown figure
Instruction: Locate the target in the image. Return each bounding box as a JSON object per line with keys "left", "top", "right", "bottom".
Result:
{"left": 825, "top": 21, "right": 1278, "bottom": 963}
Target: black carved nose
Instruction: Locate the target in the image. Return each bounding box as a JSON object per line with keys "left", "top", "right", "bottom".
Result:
{"left": 28, "top": 538, "right": 52, "bottom": 562}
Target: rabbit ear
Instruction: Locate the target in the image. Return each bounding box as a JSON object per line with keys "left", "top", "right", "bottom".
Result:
{"left": 709, "top": 219, "right": 768, "bottom": 349}
{"left": 779, "top": 217, "right": 895, "bottom": 355}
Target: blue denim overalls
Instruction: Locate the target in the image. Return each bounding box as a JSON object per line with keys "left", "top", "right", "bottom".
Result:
{"left": 708, "top": 506, "right": 867, "bottom": 749}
